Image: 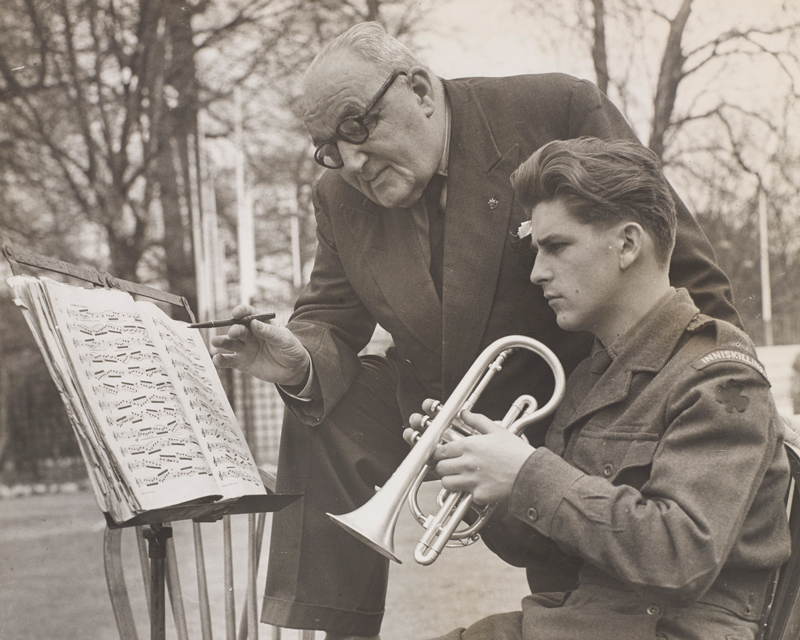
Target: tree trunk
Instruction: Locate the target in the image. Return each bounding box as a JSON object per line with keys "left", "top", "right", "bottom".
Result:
{"left": 144, "top": 0, "right": 200, "bottom": 313}
{"left": 649, "top": 0, "right": 692, "bottom": 160}
{"left": 591, "top": 0, "right": 609, "bottom": 95}
{"left": 366, "top": 0, "right": 381, "bottom": 22}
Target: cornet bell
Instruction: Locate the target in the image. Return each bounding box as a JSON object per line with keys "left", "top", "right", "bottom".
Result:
{"left": 328, "top": 510, "right": 402, "bottom": 563}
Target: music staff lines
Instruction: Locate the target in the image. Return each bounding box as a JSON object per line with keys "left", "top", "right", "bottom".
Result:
{"left": 63, "top": 293, "right": 263, "bottom": 491}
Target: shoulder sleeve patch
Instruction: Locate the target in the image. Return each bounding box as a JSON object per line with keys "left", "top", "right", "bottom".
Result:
{"left": 693, "top": 349, "right": 769, "bottom": 381}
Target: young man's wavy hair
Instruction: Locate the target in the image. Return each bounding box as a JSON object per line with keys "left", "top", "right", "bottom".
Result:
{"left": 511, "top": 137, "right": 677, "bottom": 265}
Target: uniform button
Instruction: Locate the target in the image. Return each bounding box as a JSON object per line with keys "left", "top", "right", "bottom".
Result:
{"left": 646, "top": 604, "right": 661, "bottom": 615}
{"left": 527, "top": 507, "right": 538, "bottom": 522}
{"left": 603, "top": 463, "right": 614, "bottom": 477}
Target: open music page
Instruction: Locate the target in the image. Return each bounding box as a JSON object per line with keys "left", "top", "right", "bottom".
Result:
{"left": 8, "top": 276, "right": 265, "bottom": 524}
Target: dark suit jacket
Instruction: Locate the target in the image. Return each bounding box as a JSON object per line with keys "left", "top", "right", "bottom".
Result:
{"left": 285, "top": 73, "right": 740, "bottom": 427}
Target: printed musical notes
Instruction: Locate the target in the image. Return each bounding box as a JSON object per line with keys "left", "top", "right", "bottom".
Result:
{"left": 151, "top": 313, "right": 264, "bottom": 491}
{"left": 6, "top": 275, "right": 266, "bottom": 524}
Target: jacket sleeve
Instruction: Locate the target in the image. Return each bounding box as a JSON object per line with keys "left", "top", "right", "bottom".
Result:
{"left": 479, "top": 510, "right": 582, "bottom": 593}
{"left": 281, "top": 181, "right": 377, "bottom": 424}
{"left": 566, "top": 79, "right": 741, "bottom": 327}
{"left": 507, "top": 360, "right": 782, "bottom": 605}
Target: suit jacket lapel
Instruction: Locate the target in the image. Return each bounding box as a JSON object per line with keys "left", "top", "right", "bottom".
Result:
{"left": 342, "top": 197, "right": 443, "bottom": 355}
{"left": 441, "top": 79, "right": 520, "bottom": 388}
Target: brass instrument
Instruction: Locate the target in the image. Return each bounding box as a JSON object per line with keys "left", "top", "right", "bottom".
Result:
{"left": 328, "top": 335, "right": 566, "bottom": 565}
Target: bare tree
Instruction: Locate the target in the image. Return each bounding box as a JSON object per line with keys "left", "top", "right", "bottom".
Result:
{"left": 0, "top": 0, "right": 300, "bottom": 308}
{"left": 516, "top": 0, "right": 800, "bottom": 341}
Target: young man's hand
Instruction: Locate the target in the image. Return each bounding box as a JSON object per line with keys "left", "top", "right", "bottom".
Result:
{"left": 411, "top": 407, "right": 535, "bottom": 506}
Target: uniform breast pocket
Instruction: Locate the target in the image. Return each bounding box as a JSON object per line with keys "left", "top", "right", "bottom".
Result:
{"left": 570, "top": 431, "right": 660, "bottom": 485}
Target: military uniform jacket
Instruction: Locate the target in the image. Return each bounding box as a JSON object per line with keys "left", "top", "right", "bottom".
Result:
{"left": 285, "top": 73, "right": 739, "bottom": 425}
{"left": 505, "top": 288, "right": 791, "bottom": 637}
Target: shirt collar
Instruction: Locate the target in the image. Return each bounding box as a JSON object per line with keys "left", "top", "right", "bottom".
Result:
{"left": 436, "top": 92, "right": 451, "bottom": 177}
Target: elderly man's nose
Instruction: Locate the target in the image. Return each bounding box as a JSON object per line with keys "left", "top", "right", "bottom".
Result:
{"left": 338, "top": 141, "right": 368, "bottom": 171}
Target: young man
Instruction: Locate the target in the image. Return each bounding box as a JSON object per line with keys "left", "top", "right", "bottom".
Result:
{"left": 420, "top": 138, "right": 792, "bottom": 640}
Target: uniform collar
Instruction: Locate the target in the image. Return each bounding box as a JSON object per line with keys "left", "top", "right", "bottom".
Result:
{"left": 556, "top": 288, "right": 701, "bottom": 433}
{"left": 603, "top": 287, "right": 700, "bottom": 373}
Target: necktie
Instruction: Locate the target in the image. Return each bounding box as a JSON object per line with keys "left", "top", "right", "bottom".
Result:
{"left": 425, "top": 174, "right": 446, "bottom": 300}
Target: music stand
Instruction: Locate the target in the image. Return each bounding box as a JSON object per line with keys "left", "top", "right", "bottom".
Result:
{"left": 4, "top": 243, "right": 301, "bottom": 640}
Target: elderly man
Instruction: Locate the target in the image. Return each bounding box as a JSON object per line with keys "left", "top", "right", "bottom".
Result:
{"left": 212, "top": 22, "right": 740, "bottom": 640}
{"left": 417, "top": 137, "right": 791, "bottom": 640}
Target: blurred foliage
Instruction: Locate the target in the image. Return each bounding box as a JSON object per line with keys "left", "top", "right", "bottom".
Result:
{"left": 0, "top": 292, "right": 77, "bottom": 479}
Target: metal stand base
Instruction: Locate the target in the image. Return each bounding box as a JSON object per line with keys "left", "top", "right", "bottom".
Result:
{"left": 142, "top": 524, "right": 173, "bottom": 640}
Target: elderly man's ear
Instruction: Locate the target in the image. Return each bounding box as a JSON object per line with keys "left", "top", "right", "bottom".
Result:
{"left": 408, "top": 66, "right": 437, "bottom": 116}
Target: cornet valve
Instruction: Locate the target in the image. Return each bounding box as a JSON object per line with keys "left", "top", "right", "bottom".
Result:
{"left": 403, "top": 428, "right": 421, "bottom": 446}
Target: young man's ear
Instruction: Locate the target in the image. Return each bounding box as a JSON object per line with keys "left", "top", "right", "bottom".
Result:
{"left": 409, "top": 66, "right": 436, "bottom": 116}
{"left": 618, "top": 222, "right": 645, "bottom": 270}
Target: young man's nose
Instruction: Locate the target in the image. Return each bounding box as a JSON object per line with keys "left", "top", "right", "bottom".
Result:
{"left": 530, "top": 254, "right": 550, "bottom": 285}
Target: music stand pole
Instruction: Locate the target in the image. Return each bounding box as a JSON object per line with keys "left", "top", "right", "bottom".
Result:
{"left": 142, "top": 523, "right": 173, "bottom": 640}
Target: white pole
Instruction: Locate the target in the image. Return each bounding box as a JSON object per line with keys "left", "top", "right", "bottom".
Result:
{"left": 235, "top": 87, "right": 256, "bottom": 307}
{"left": 188, "top": 133, "right": 210, "bottom": 323}
{"left": 758, "top": 186, "right": 774, "bottom": 346}
{"left": 290, "top": 202, "right": 302, "bottom": 289}
{"left": 197, "top": 109, "right": 226, "bottom": 318}
{"left": 233, "top": 89, "right": 257, "bottom": 449}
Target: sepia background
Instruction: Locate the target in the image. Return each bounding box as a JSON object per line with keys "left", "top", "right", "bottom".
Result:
{"left": 1, "top": 0, "right": 800, "bottom": 638}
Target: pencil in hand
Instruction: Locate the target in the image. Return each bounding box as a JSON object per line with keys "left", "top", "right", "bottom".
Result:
{"left": 188, "top": 312, "right": 276, "bottom": 329}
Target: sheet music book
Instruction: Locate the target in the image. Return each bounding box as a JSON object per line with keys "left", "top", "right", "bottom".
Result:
{"left": 7, "top": 275, "right": 268, "bottom": 525}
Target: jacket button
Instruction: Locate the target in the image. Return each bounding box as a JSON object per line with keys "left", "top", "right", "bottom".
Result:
{"left": 603, "top": 463, "right": 614, "bottom": 477}
{"left": 646, "top": 604, "right": 661, "bottom": 615}
{"left": 527, "top": 507, "right": 538, "bottom": 522}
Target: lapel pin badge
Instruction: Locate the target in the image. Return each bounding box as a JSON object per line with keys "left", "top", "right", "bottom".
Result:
{"left": 488, "top": 197, "right": 499, "bottom": 210}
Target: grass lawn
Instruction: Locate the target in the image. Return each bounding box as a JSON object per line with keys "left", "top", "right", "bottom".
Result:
{"left": 0, "top": 485, "right": 529, "bottom": 640}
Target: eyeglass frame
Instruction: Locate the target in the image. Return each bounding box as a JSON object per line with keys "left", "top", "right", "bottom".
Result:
{"left": 313, "top": 69, "right": 408, "bottom": 169}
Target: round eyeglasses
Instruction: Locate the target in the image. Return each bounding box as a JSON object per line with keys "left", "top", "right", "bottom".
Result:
{"left": 313, "top": 69, "right": 407, "bottom": 169}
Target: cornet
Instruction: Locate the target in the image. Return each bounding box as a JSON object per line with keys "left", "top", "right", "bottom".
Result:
{"left": 328, "top": 335, "right": 566, "bottom": 565}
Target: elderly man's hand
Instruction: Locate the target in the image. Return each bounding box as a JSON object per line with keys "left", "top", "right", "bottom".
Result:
{"left": 430, "top": 410, "right": 535, "bottom": 507}
{"left": 210, "top": 305, "right": 311, "bottom": 386}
